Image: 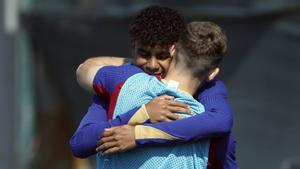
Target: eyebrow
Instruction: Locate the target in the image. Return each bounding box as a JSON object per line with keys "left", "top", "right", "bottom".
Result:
{"left": 138, "top": 48, "right": 150, "bottom": 53}
{"left": 156, "top": 51, "right": 171, "bottom": 56}
{"left": 138, "top": 48, "right": 148, "bottom": 52}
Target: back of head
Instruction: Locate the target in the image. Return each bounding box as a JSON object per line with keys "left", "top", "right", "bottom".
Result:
{"left": 129, "top": 5, "right": 185, "bottom": 48}
{"left": 175, "top": 21, "right": 227, "bottom": 77}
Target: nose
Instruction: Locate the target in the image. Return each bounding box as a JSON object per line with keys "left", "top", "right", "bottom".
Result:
{"left": 149, "top": 57, "right": 159, "bottom": 69}
{"left": 145, "top": 57, "right": 160, "bottom": 74}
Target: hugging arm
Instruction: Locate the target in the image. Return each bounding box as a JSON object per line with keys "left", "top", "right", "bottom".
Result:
{"left": 69, "top": 96, "right": 140, "bottom": 158}
{"left": 76, "top": 56, "right": 131, "bottom": 93}
{"left": 136, "top": 87, "right": 233, "bottom": 145}
{"left": 99, "top": 81, "right": 233, "bottom": 154}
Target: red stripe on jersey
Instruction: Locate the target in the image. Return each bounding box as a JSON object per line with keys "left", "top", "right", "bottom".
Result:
{"left": 107, "top": 81, "right": 126, "bottom": 119}
{"left": 207, "top": 138, "right": 223, "bottom": 169}
{"left": 93, "top": 84, "right": 110, "bottom": 103}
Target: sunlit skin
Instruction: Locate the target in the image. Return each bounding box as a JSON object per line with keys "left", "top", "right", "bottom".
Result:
{"left": 133, "top": 41, "right": 174, "bottom": 78}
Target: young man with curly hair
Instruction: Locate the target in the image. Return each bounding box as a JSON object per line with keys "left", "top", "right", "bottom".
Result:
{"left": 94, "top": 21, "right": 228, "bottom": 169}
{"left": 70, "top": 5, "right": 237, "bottom": 169}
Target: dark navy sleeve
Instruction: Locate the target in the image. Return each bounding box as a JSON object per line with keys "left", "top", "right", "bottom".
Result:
{"left": 136, "top": 80, "right": 233, "bottom": 145}
{"left": 69, "top": 96, "right": 139, "bottom": 158}
{"left": 93, "top": 64, "right": 143, "bottom": 94}
{"left": 70, "top": 65, "right": 142, "bottom": 158}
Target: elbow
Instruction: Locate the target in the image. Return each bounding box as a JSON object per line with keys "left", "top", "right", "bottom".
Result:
{"left": 70, "top": 148, "right": 86, "bottom": 159}
{"left": 76, "top": 62, "right": 84, "bottom": 81}
{"left": 76, "top": 62, "right": 85, "bottom": 88}
{"left": 76, "top": 58, "right": 94, "bottom": 79}
{"left": 219, "top": 116, "right": 233, "bottom": 134}
{"left": 76, "top": 60, "right": 89, "bottom": 88}
{"left": 69, "top": 136, "right": 90, "bottom": 159}
{"left": 76, "top": 59, "right": 96, "bottom": 93}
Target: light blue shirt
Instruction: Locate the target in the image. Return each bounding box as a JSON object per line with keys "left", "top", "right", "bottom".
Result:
{"left": 97, "top": 72, "right": 209, "bottom": 169}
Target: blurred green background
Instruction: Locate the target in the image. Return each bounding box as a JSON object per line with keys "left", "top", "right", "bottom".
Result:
{"left": 1, "top": 0, "right": 300, "bottom": 169}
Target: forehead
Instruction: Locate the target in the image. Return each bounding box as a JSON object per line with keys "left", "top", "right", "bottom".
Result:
{"left": 135, "top": 41, "right": 170, "bottom": 52}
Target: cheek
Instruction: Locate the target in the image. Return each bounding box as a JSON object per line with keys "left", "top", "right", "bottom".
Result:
{"left": 134, "top": 58, "right": 147, "bottom": 67}
{"left": 161, "top": 60, "right": 172, "bottom": 71}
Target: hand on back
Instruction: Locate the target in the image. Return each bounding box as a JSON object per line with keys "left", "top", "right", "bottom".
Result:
{"left": 145, "top": 94, "right": 192, "bottom": 123}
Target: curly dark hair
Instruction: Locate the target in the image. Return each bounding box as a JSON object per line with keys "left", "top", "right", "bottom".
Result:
{"left": 129, "top": 5, "right": 185, "bottom": 47}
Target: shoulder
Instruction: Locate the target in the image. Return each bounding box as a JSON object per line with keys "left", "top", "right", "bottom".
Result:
{"left": 94, "top": 64, "right": 143, "bottom": 84}
{"left": 99, "top": 63, "right": 142, "bottom": 75}
{"left": 197, "top": 79, "right": 228, "bottom": 99}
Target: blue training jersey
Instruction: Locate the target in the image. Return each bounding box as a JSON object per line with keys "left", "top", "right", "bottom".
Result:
{"left": 70, "top": 64, "right": 238, "bottom": 169}
{"left": 97, "top": 72, "right": 209, "bottom": 169}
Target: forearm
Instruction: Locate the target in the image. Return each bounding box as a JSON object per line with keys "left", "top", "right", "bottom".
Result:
{"left": 70, "top": 112, "right": 140, "bottom": 158}
{"left": 76, "top": 56, "right": 131, "bottom": 93}
{"left": 70, "top": 122, "right": 109, "bottom": 158}
{"left": 135, "top": 95, "right": 233, "bottom": 146}
{"left": 69, "top": 96, "right": 138, "bottom": 158}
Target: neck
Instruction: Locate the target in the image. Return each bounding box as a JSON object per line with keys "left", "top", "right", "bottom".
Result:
{"left": 164, "top": 65, "right": 203, "bottom": 95}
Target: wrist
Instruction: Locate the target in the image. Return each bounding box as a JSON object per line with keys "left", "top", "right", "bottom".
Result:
{"left": 128, "top": 105, "right": 149, "bottom": 125}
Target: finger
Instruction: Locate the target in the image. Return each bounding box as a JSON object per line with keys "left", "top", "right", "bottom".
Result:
{"left": 165, "top": 100, "right": 189, "bottom": 108}
{"left": 156, "top": 94, "right": 174, "bottom": 100}
{"left": 102, "top": 147, "right": 121, "bottom": 155}
{"left": 98, "top": 141, "right": 118, "bottom": 152}
{"left": 104, "top": 126, "right": 119, "bottom": 131}
{"left": 166, "top": 105, "right": 192, "bottom": 114}
{"left": 165, "top": 112, "right": 180, "bottom": 120}
{"left": 97, "top": 140, "right": 101, "bottom": 148}
{"left": 97, "top": 135, "right": 116, "bottom": 147}
{"left": 156, "top": 115, "right": 172, "bottom": 122}
{"left": 159, "top": 118, "right": 172, "bottom": 122}
{"left": 101, "top": 129, "right": 116, "bottom": 137}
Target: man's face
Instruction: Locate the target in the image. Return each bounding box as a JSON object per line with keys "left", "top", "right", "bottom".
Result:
{"left": 133, "top": 42, "right": 173, "bottom": 78}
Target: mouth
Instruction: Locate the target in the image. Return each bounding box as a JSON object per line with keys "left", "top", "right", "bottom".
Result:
{"left": 145, "top": 71, "right": 162, "bottom": 76}
{"left": 143, "top": 66, "right": 163, "bottom": 76}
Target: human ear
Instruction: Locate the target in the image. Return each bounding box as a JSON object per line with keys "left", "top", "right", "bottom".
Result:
{"left": 206, "top": 67, "right": 220, "bottom": 82}
{"left": 170, "top": 44, "right": 176, "bottom": 57}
